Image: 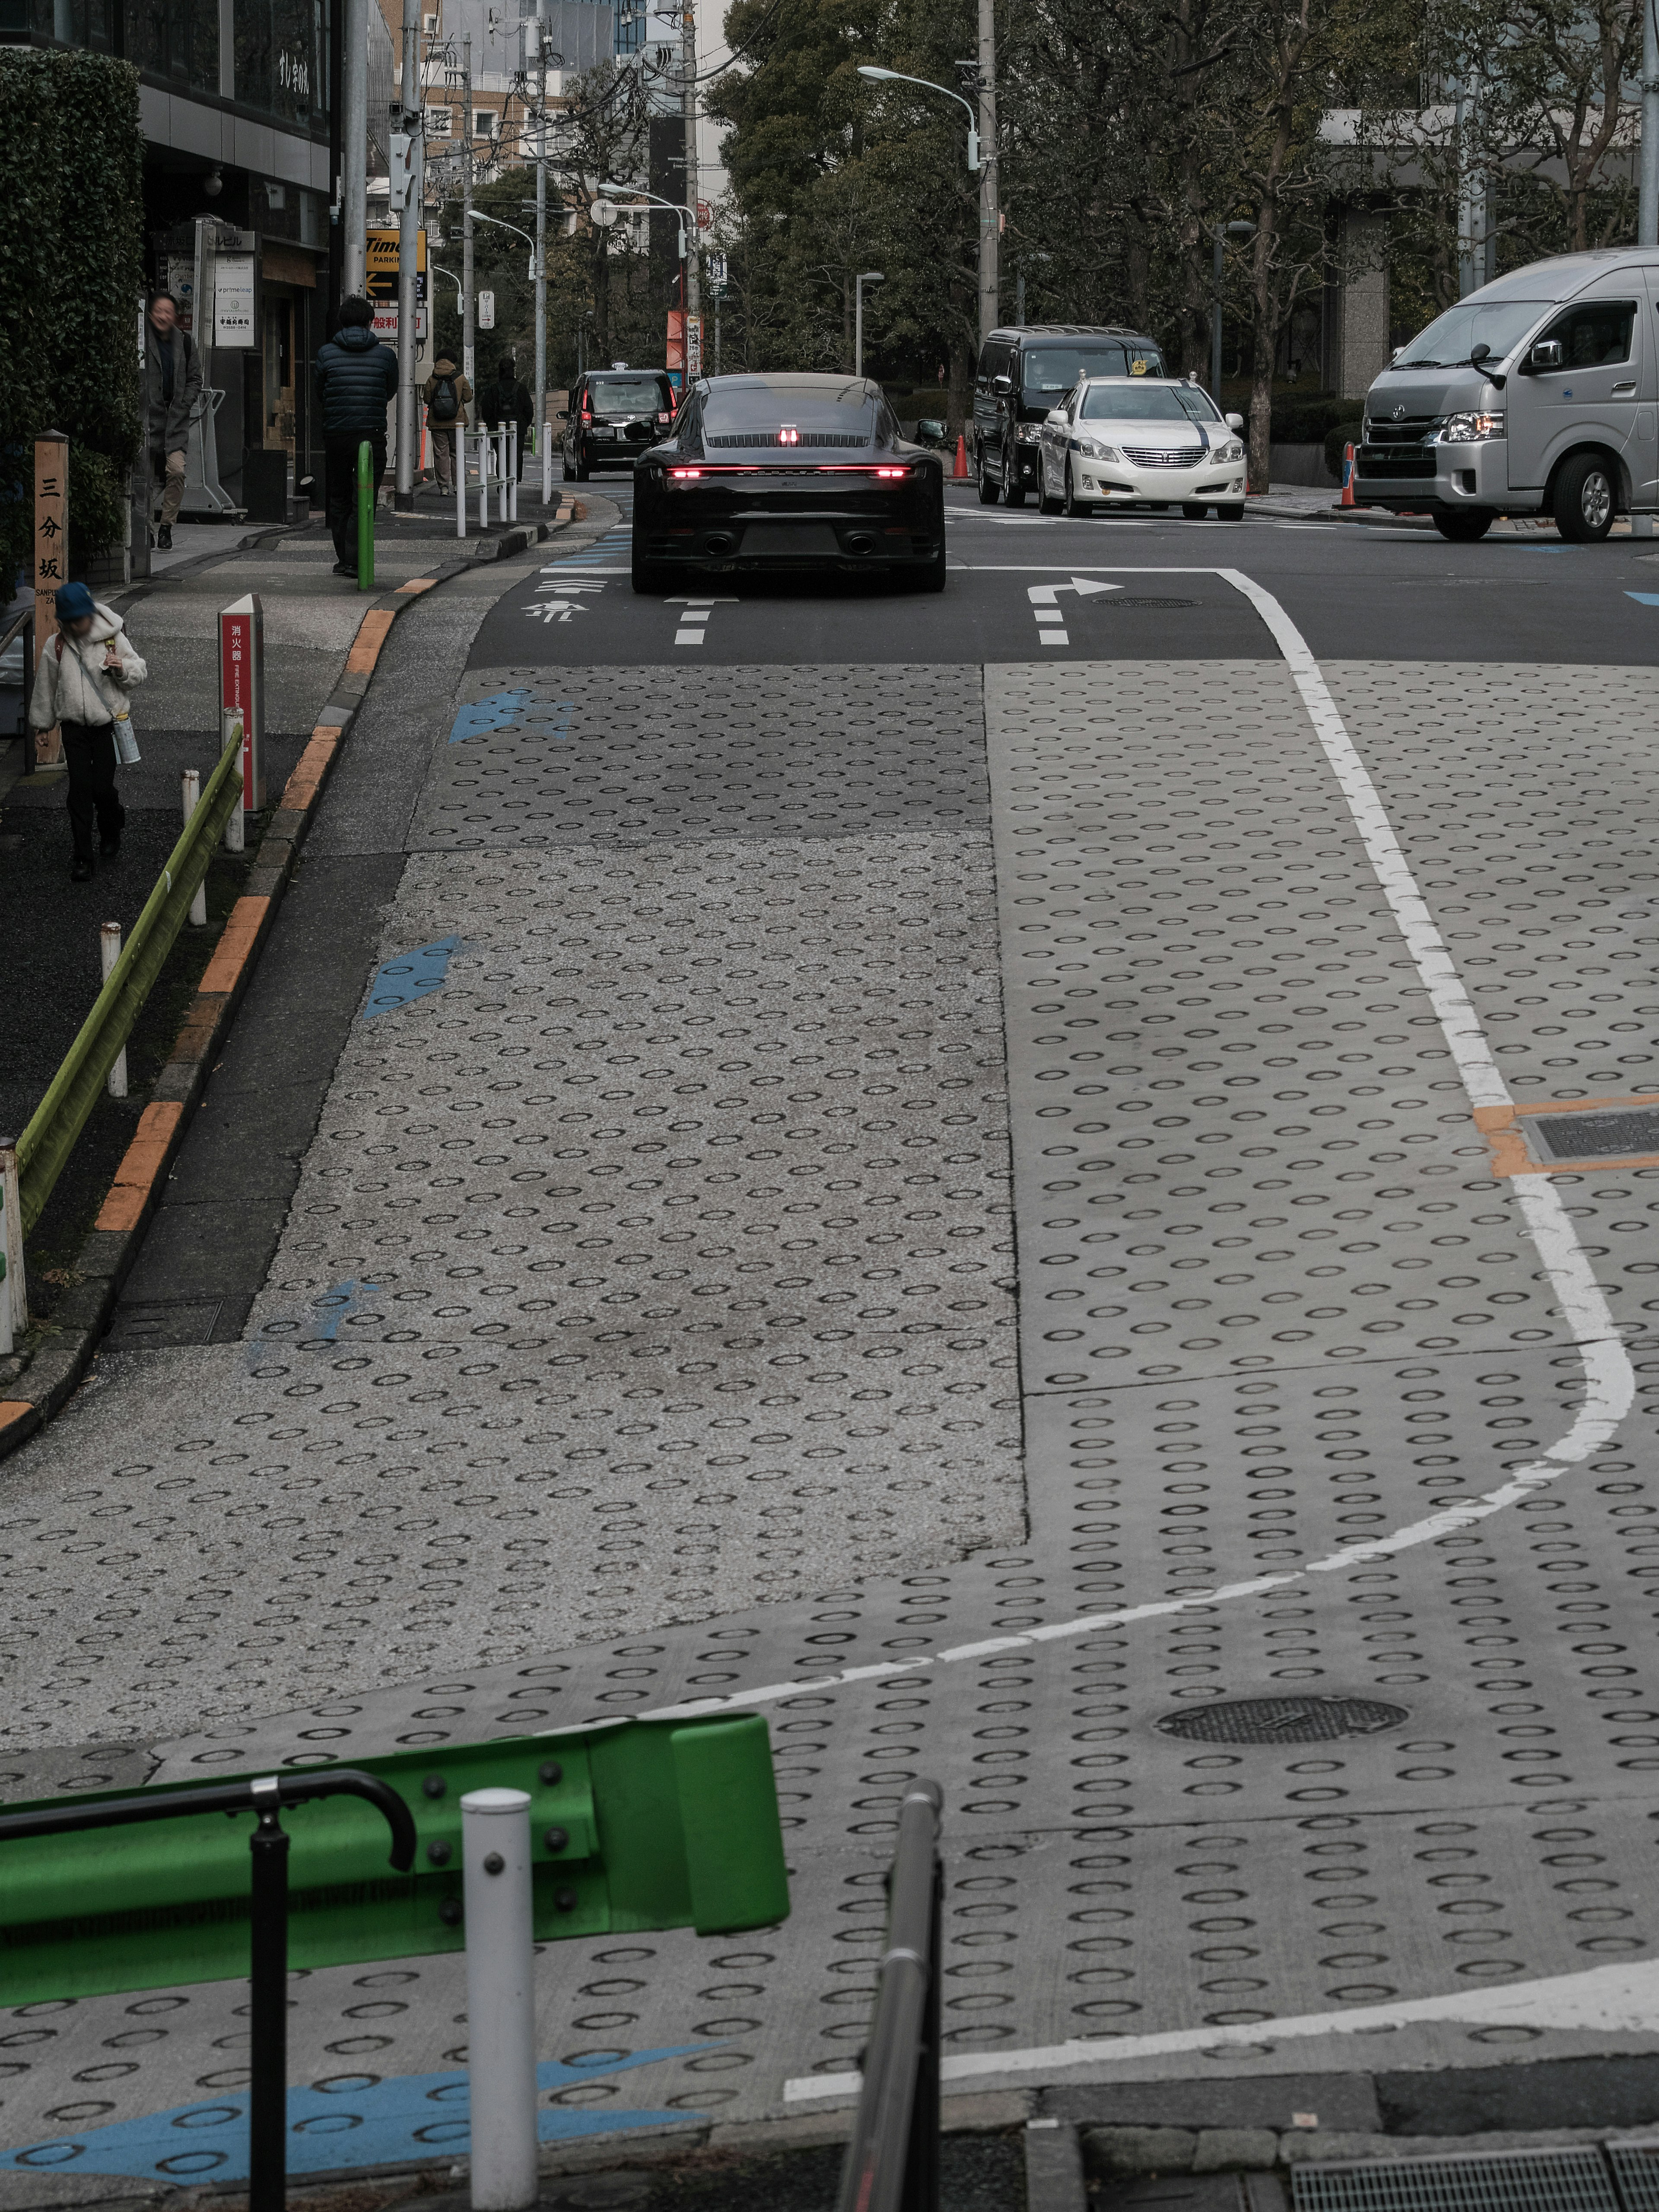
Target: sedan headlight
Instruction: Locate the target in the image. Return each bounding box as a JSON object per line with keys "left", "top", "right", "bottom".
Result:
{"left": 1212, "top": 437, "right": 1245, "bottom": 463}
{"left": 1014, "top": 422, "right": 1043, "bottom": 443}
{"left": 1075, "top": 434, "right": 1122, "bottom": 462}
{"left": 1435, "top": 412, "right": 1505, "bottom": 443}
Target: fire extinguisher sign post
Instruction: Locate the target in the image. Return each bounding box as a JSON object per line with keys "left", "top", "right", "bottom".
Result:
{"left": 219, "top": 593, "right": 264, "bottom": 851}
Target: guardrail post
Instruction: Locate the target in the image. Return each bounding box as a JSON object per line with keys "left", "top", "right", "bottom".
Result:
{"left": 182, "top": 770, "right": 208, "bottom": 925}
{"left": 357, "top": 441, "right": 375, "bottom": 591}
{"left": 0, "top": 1138, "right": 22, "bottom": 1355}
{"left": 100, "top": 925, "right": 127, "bottom": 1098}
{"left": 456, "top": 425, "right": 467, "bottom": 540}
{"left": 508, "top": 426, "right": 518, "bottom": 522}
{"left": 248, "top": 1778, "right": 290, "bottom": 2212}
{"left": 462, "top": 1786, "right": 539, "bottom": 2209}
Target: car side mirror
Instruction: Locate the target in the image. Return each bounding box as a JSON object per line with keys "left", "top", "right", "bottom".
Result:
{"left": 1529, "top": 339, "right": 1562, "bottom": 371}
{"left": 992, "top": 374, "right": 1013, "bottom": 395}
{"left": 1469, "top": 341, "right": 1491, "bottom": 365}
{"left": 1046, "top": 408, "right": 1066, "bottom": 424}
{"left": 1226, "top": 412, "right": 1244, "bottom": 431}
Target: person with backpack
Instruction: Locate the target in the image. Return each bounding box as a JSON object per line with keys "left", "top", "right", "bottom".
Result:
{"left": 422, "top": 352, "right": 473, "bottom": 493}
{"left": 28, "top": 581, "right": 148, "bottom": 882}
{"left": 314, "top": 296, "right": 399, "bottom": 575}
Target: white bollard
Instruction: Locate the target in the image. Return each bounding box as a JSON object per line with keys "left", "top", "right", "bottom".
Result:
{"left": 541, "top": 422, "right": 551, "bottom": 510}
{"left": 456, "top": 425, "right": 467, "bottom": 539}
{"left": 101, "top": 922, "right": 127, "bottom": 1098}
{"left": 182, "top": 769, "right": 207, "bottom": 926}
{"left": 507, "top": 425, "right": 517, "bottom": 521}
{"left": 461, "top": 1788, "right": 539, "bottom": 2211}
{"left": 480, "top": 425, "right": 489, "bottom": 531}
{"left": 0, "top": 1138, "right": 23, "bottom": 1355}
{"left": 1634, "top": 513, "right": 1656, "bottom": 539}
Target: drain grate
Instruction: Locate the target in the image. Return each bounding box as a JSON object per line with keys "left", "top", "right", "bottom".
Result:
{"left": 1157, "top": 1694, "right": 1407, "bottom": 1744}
{"left": 1531, "top": 1107, "right": 1659, "bottom": 1160}
{"left": 1103, "top": 595, "right": 1198, "bottom": 609}
{"left": 1293, "top": 2148, "right": 1619, "bottom": 2212}
{"left": 1607, "top": 2144, "right": 1659, "bottom": 2212}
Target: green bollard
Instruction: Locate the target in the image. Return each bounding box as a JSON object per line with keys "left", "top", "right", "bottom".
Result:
{"left": 356, "top": 439, "right": 374, "bottom": 591}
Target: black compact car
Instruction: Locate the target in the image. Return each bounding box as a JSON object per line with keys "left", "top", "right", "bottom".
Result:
{"left": 631, "top": 372, "right": 947, "bottom": 591}
{"left": 973, "top": 324, "right": 1167, "bottom": 505}
{"left": 559, "top": 368, "right": 677, "bottom": 479}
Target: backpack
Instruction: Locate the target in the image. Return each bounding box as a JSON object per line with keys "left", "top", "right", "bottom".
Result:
{"left": 429, "top": 372, "right": 460, "bottom": 423}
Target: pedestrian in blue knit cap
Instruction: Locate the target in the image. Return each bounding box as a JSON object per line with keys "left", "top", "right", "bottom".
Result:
{"left": 28, "top": 579, "right": 148, "bottom": 882}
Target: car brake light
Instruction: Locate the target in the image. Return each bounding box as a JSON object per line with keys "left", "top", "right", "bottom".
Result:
{"left": 779, "top": 426, "right": 800, "bottom": 445}
{"left": 658, "top": 411, "right": 673, "bottom": 422}
{"left": 874, "top": 467, "right": 906, "bottom": 478}
{"left": 669, "top": 467, "right": 702, "bottom": 478}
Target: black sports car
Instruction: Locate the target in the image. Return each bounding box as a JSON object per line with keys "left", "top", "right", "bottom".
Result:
{"left": 631, "top": 372, "right": 947, "bottom": 591}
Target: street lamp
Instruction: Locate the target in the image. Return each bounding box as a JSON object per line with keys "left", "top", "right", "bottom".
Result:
{"left": 1212, "top": 219, "right": 1254, "bottom": 398}
{"left": 600, "top": 183, "right": 695, "bottom": 262}
{"left": 860, "top": 63, "right": 996, "bottom": 349}
{"left": 855, "top": 270, "right": 884, "bottom": 377}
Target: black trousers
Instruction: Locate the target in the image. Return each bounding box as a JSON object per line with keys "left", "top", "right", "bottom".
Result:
{"left": 62, "top": 719, "right": 123, "bottom": 861}
{"left": 325, "top": 433, "right": 387, "bottom": 566}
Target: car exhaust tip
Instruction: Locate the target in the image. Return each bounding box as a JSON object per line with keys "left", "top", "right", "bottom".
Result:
{"left": 704, "top": 531, "right": 734, "bottom": 556}
{"left": 845, "top": 531, "right": 877, "bottom": 555}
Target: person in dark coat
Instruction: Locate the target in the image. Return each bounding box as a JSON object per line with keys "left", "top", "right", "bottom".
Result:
{"left": 143, "top": 293, "right": 201, "bottom": 551}
{"left": 480, "top": 356, "right": 534, "bottom": 480}
{"left": 314, "top": 296, "right": 399, "bottom": 574}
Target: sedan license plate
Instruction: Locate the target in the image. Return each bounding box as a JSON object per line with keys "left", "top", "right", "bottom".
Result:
{"left": 741, "top": 522, "right": 841, "bottom": 555}
{"left": 594, "top": 426, "right": 617, "bottom": 440}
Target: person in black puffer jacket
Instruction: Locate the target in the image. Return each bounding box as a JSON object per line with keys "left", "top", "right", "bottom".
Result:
{"left": 315, "top": 296, "right": 399, "bottom": 574}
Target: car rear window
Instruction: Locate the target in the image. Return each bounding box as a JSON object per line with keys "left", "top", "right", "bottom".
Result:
{"left": 1080, "top": 383, "right": 1215, "bottom": 422}
{"left": 702, "top": 382, "right": 877, "bottom": 447}
{"left": 1023, "top": 343, "right": 1162, "bottom": 392}
{"left": 588, "top": 377, "right": 667, "bottom": 412}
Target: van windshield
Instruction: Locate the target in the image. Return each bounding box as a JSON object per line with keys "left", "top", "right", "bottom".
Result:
{"left": 1395, "top": 301, "right": 1545, "bottom": 368}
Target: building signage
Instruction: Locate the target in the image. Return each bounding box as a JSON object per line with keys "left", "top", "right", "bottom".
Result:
{"left": 366, "top": 229, "right": 427, "bottom": 303}
{"left": 213, "top": 253, "right": 257, "bottom": 347}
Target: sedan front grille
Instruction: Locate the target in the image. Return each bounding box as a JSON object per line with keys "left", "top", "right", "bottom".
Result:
{"left": 1120, "top": 445, "right": 1207, "bottom": 467}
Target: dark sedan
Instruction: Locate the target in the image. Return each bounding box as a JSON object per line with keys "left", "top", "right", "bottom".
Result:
{"left": 559, "top": 368, "right": 677, "bottom": 480}
{"left": 631, "top": 372, "right": 947, "bottom": 592}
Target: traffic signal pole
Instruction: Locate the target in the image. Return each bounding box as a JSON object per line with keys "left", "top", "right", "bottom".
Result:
{"left": 683, "top": 1, "right": 700, "bottom": 347}
{"left": 394, "top": 0, "right": 420, "bottom": 510}
{"left": 977, "top": 0, "right": 996, "bottom": 346}
{"left": 343, "top": 0, "right": 368, "bottom": 296}
{"left": 534, "top": 0, "right": 547, "bottom": 499}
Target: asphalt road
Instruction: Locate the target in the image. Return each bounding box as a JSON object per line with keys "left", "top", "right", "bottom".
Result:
{"left": 468, "top": 476, "right": 1659, "bottom": 668}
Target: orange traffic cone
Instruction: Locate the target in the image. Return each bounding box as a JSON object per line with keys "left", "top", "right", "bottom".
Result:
{"left": 1340, "top": 442, "right": 1356, "bottom": 507}
{"left": 954, "top": 433, "right": 969, "bottom": 480}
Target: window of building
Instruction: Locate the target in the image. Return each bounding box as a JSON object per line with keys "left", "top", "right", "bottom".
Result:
{"left": 234, "top": 0, "right": 327, "bottom": 131}
{"left": 124, "top": 0, "right": 220, "bottom": 83}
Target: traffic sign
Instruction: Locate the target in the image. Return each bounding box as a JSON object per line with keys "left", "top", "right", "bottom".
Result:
{"left": 366, "top": 228, "right": 427, "bottom": 304}
{"left": 479, "top": 287, "right": 496, "bottom": 329}
{"left": 709, "top": 252, "right": 727, "bottom": 287}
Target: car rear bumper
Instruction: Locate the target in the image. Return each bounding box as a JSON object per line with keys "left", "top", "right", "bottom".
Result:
{"left": 635, "top": 469, "right": 945, "bottom": 569}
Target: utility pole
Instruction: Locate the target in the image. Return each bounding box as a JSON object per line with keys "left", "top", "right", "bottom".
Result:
{"left": 1642, "top": 0, "right": 1659, "bottom": 246}
{"left": 462, "top": 34, "right": 475, "bottom": 390}
{"left": 534, "top": 0, "right": 547, "bottom": 482}
{"left": 1454, "top": 76, "right": 1483, "bottom": 297}
{"left": 343, "top": 0, "right": 367, "bottom": 295}
{"left": 683, "top": 0, "right": 700, "bottom": 354}
{"left": 977, "top": 0, "right": 996, "bottom": 346}
{"left": 394, "top": 0, "right": 420, "bottom": 508}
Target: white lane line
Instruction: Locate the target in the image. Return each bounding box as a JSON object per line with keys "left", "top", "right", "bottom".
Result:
{"left": 639, "top": 568, "right": 1632, "bottom": 1729}
{"left": 784, "top": 1958, "right": 1659, "bottom": 2101}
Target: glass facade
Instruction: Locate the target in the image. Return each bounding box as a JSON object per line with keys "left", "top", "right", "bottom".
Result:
{"left": 125, "top": 0, "right": 219, "bottom": 89}
{"left": 234, "top": 0, "right": 327, "bottom": 128}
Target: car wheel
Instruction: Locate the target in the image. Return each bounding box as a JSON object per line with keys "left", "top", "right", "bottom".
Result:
{"left": 631, "top": 555, "right": 668, "bottom": 594}
{"left": 1433, "top": 509, "right": 1494, "bottom": 541}
{"left": 1215, "top": 502, "right": 1245, "bottom": 522}
{"left": 1063, "top": 463, "right": 1091, "bottom": 519}
{"left": 911, "top": 540, "right": 948, "bottom": 592}
{"left": 1039, "top": 480, "right": 1063, "bottom": 515}
{"left": 977, "top": 456, "right": 1000, "bottom": 506}
{"left": 1553, "top": 454, "right": 1615, "bottom": 542}
{"left": 1003, "top": 463, "right": 1028, "bottom": 507}
{"left": 1181, "top": 501, "right": 1209, "bottom": 520}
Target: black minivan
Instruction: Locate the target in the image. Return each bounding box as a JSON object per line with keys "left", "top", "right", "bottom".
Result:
{"left": 973, "top": 324, "right": 1166, "bottom": 505}
{"left": 559, "top": 367, "right": 678, "bottom": 479}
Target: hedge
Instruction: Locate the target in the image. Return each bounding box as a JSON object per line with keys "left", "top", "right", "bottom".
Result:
{"left": 0, "top": 48, "right": 145, "bottom": 593}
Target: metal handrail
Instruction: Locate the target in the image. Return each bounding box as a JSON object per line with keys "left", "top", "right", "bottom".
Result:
{"left": 14, "top": 716, "right": 245, "bottom": 1233}
{"left": 836, "top": 1780, "right": 944, "bottom": 2212}
{"left": 0, "top": 1770, "right": 415, "bottom": 2212}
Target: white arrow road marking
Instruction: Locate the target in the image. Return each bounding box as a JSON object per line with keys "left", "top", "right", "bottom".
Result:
{"left": 666, "top": 594, "right": 739, "bottom": 646}
{"left": 785, "top": 1957, "right": 1659, "bottom": 2101}
{"left": 1026, "top": 574, "right": 1121, "bottom": 645}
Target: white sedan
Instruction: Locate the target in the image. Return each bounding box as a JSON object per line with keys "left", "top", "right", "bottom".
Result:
{"left": 1037, "top": 378, "right": 1247, "bottom": 519}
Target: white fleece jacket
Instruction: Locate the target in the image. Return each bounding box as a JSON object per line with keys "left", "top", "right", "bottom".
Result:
{"left": 28, "top": 605, "right": 147, "bottom": 731}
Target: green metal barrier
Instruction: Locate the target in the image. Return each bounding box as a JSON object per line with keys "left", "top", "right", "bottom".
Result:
{"left": 15, "top": 718, "right": 245, "bottom": 1235}
{"left": 0, "top": 1713, "right": 788, "bottom": 2003}
{"left": 357, "top": 437, "right": 375, "bottom": 590}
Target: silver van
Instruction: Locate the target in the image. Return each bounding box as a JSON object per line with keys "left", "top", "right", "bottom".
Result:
{"left": 1354, "top": 246, "right": 1659, "bottom": 542}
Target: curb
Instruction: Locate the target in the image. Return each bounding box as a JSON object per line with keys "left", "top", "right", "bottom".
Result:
{"left": 0, "top": 515, "right": 567, "bottom": 1462}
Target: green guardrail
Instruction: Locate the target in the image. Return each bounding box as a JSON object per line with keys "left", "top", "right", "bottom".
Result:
{"left": 14, "top": 716, "right": 245, "bottom": 1236}
{"left": 0, "top": 1713, "right": 789, "bottom": 2003}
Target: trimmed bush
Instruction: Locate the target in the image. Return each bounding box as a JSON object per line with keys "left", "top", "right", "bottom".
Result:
{"left": 1324, "top": 420, "right": 1366, "bottom": 478}
{"left": 1268, "top": 394, "right": 1351, "bottom": 444}
{"left": 0, "top": 49, "right": 145, "bottom": 591}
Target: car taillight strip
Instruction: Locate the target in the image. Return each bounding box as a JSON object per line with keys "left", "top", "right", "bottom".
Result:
{"left": 666, "top": 464, "right": 914, "bottom": 478}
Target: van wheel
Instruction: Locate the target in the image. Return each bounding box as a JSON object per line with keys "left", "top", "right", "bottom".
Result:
{"left": 1434, "top": 509, "right": 1493, "bottom": 541}
{"left": 1003, "top": 466, "right": 1028, "bottom": 507}
{"left": 1554, "top": 454, "right": 1615, "bottom": 542}
{"left": 977, "top": 456, "right": 1000, "bottom": 505}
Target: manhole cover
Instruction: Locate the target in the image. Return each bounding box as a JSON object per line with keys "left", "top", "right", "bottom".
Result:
{"left": 1531, "top": 1107, "right": 1659, "bottom": 1160}
{"left": 1104, "top": 595, "right": 1197, "bottom": 609}
{"left": 1158, "top": 1695, "right": 1408, "bottom": 1744}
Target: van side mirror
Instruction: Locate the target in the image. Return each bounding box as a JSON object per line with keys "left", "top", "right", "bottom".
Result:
{"left": 1469, "top": 341, "right": 1491, "bottom": 364}
{"left": 1529, "top": 338, "right": 1562, "bottom": 371}
{"left": 992, "top": 373, "right": 1013, "bottom": 395}
{"left": 1226, "top": 411, "right": 1244, "bottom": 431}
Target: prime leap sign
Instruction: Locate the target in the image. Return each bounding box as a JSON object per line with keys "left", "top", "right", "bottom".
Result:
{"left": 219, "top": 593, "right": 264, "bottom": 814}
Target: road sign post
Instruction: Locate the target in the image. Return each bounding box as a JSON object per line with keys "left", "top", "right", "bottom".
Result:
{"left": 32, "top": 433, "right": 68, "bottom": 772}
{"left": 218, "top": 593, "right": 264, "bottom": 817}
